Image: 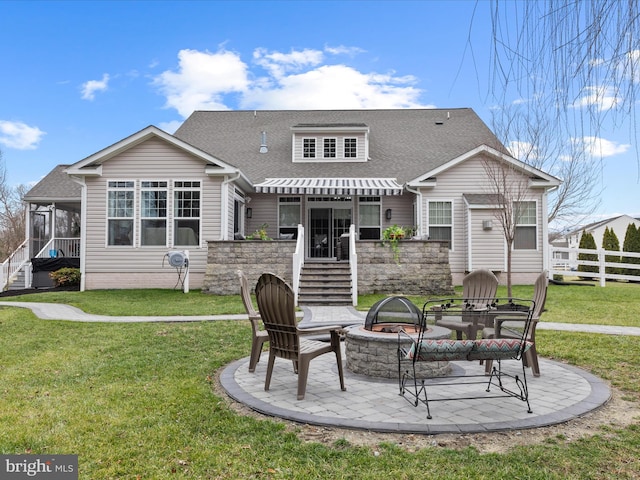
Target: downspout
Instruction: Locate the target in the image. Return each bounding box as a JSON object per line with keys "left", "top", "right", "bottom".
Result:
{"left": 69, "top": 176, "right": 87, "bottom": 291}
{"left": 463, "top": 195, "right": 472, "bottom": 272}
{"left": 404, "top": 184, "right": 423, "bottom": 236}
{"left": 220, "top": 171, "right": 241, "bottom": 240}
{"left": 541, "top": 185, "right": 558, "bottom": 277}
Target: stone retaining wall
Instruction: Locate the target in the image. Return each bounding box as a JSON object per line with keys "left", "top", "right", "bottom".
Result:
{"left": 356, "top": 240, "right": 453, "bottom": 296}
{"left": 202, "top": 240, "right": 296, "bottom": 295}
{"left": 202, "top": 239, "right": 453, "bottom": 296}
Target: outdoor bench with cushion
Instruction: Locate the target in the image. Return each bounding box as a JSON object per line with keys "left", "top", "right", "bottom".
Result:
{"left": 397, "top": 298, "right": 535, "bottom": 419}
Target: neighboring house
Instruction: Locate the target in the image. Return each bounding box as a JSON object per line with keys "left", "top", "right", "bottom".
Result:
{"left": 550, "top": 214, "right": 640, "bottom": 266}
{"left": 16, "top": 109, "right": 561, "bottom": 293}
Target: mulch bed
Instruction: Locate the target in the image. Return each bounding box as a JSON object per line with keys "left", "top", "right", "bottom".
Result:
{"left": 0, "top": 285, "right": 80, "bottom": 297}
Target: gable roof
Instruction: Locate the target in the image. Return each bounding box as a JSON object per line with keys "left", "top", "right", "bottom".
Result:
{"left": 407, "top": 144, "right": 561, "bottom": 189}
{"left": 565, "top": 214, "right": 640, "bottom": 236}
{"left": 174, "top": 109, "right": 510, "bottom": 185}
{"left": 23, "top": 164, "right": 82, "bottom": 202}
{"left": 65, "top": 125, "right": 249, "bottom": 185}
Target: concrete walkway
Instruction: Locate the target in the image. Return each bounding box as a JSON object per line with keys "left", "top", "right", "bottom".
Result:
{"left": 1, "top": 301, "right": 639, "bottom": 336}
{"left": 1, "top": 301, "right": 634, "bottom": 434}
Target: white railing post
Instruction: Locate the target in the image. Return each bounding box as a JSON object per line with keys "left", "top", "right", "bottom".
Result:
{"left": 292, "top": 224, "right": 305, "bottom": 305}
{"left": 183, "top": 250, "right": 190, "bottom": 293}
{"left": 349, "top": 224, "right": 358, "bottom": 306}
{"left": 598, "top": 249, "right": 606, "bottom": 287}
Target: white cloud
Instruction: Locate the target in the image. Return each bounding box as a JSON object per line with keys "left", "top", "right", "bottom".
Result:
{"left": 0, "top": 120, "right": 45, "bottom": 150}
{"left": 243, "top": 64, "right": 427, "bottom": 110}
{"left": 573, "top": 136, "right": 630, "bottom": 158}
{"left": 153, "top": 49, "right": 249, "bottom": 118}
{"left": 572, "top": 85, "right": 620, "bottom": 111}
{"left": 508, "top": 140, "right": 540, "bottom": 161}
{"left": 158, "top": 120, "right": 183, "bottom": 134}
{"left": 154, "top": 47, "right": 431, "bottom": 116}
{"left": 81, "top": 73, "right": 110, "bottom": 100}
{"left": 253, "top": 47, "right": 324, "bottom": 78}
{"left": 324, "top": 45, "right": 366, "bottom": 56}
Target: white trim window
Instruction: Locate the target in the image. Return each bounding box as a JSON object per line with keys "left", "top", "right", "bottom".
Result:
{"left": 358, "top": 196, "right": 381, "bottom": 240}
{"left": 140, "top": 181, "right": 168, "bottom": 246}
{"left": 278, "top": 196, "right": 301, "bottom": 239}
{"left": 323, "top": 138, "right": 337, "bottom": 158}
{"left": 174, "top": 181, "right": 201, "bottom": 246}
{"left": 107, "top": 181, "right": 135, "bottom": 246}
{"left": 428, "top": 200, "right": 453, "bottom": 249}
{"left": 514, "top": 201, "right": 537, "bottom": 249}
{"left": 344, "top": 138, "right": 357, "bottom": 158}
{"left": 303, "top": 138, "right": 316, "bottom": 158}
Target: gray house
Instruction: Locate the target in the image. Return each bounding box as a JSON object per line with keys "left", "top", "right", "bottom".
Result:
{"left": 13, "top": 109, "right": 560, "bottom": 301}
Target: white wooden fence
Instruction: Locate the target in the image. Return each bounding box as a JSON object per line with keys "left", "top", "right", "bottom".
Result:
{"left": 549, "top": 246, "right": 640, "bottom": 286}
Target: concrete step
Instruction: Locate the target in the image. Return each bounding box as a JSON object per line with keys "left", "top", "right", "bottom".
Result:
{"left": 298, "top": 261, "right": 353, "bottom": 306}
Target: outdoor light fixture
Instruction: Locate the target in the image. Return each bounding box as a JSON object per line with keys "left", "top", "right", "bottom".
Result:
{"left": 246, "top": 208, "right": 252, "bottom": 218}
{"left": 385, "top": 208, "right": 392, "bottom": 220}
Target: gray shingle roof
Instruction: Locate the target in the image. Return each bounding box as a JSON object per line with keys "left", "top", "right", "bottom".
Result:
{"left": 174, "top": 109, "right": 507, "bottom": 185}
{"left": 23, "top": 164, "right": 82, "bottom": 201}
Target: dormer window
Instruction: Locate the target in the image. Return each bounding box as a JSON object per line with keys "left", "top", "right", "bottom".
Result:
{"left": 323, "top": 138, "right": 336, "bottom": 158}
{"left": 292, "top": 123, "right": 369, "bottom": 163}
{"left": 303, "top": 138, "right": 316, "bottom": 158}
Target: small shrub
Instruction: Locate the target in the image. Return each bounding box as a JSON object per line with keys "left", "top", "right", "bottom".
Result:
{"left": 49, "top": 268, "right": 81, "bottom": 287}
{"left": 578, "top": 230, "right": 598, "bottom": 278}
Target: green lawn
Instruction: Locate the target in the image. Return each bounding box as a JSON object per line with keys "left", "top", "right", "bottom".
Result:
{"left": 0, "top": 283, "right": 639, "bottom": 478}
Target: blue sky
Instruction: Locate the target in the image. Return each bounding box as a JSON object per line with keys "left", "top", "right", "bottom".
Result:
{"left": 1, "top": 0, "right": 637, "bottom": 224}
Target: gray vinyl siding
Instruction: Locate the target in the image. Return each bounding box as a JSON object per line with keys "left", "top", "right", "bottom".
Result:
{"left": 380, "top": 195, "right": 415, "bottom": 231}
{"left": 245, "top": 194, "right": 279, "bottom": 238}
{"left": 420, "top": 154, "right": 544, "bottom": 277}
{"left": 82, "top": 137, "right": 223, "bottom": 288}
{"left": 468, "top": 209, "right": 506, "bottom": 271}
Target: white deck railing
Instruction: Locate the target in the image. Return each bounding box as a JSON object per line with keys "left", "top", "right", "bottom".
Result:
{"left": 0, "top": 238, "right": 29, "bottom": 290}
{"left": 35, "top": 238, "right": 81, "bottom": 258}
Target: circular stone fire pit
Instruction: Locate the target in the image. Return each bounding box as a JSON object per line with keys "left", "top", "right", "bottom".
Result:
{"left": 345, "top": 324, "right": 452, "bottom": 378}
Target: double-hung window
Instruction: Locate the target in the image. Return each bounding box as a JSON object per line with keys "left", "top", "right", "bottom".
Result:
{"left": 278, "top": 197, "right": 301, "bottom": 239}
{"left": 358, "top": 196, "right": 381, "bottom": 239}
{"left": 514, "top": 201, "right": 537, "bottom": 249}
{"left": 428, "top": 201, "right": 452, "bottom": 248}
{"left": 174, "top": 181, "right": 201, "bottom": 246}
{"left": 140, "top": 181, "right": 167, "bottom": 246}
{"left": 107, "top": 181, "right": 134, "bottom": 246}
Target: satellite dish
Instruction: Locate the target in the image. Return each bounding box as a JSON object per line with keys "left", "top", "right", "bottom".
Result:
{"left": 166, "top": 251, "right": 188, "bottom": 268}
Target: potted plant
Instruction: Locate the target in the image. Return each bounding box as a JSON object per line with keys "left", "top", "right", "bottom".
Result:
{"left": 382, "top": 225, "right": 407, "bottom": 263}
{"left": 246, "top": 223, "right": 272, "bottom": 240}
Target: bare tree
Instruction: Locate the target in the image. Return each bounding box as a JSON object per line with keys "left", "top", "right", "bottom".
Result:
{"left": 489, "top": 104, "right": 603, "bottom": 231}
{"left": 482, "top": 157, "right": 532, "bottom": 297}
{"left": 478, "top": 0, "right": 640, "bottom": 226}
{"left": 486, "top": 1, "right": 639, "bottom": 134}
{"left": 0, "top": 152, "right": 28, "bottom": 260}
